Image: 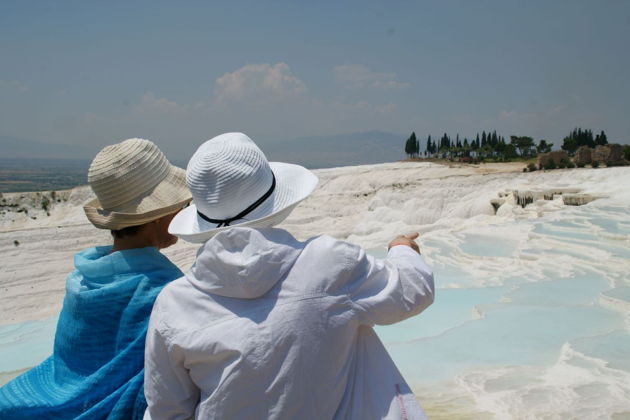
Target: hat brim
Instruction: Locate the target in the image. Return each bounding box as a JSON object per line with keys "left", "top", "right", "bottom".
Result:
{"left": 84, "top": 166, "right": 192, "bottom": 230}
{"left": 169, "top": 162, "right": 318, "bottom": 243}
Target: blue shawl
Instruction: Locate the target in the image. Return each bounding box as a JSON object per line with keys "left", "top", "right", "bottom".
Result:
{"left": 0, "top": 246, "right": 183, "bottom": 419}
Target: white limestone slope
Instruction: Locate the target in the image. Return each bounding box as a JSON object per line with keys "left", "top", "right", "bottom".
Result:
{"left": 1, "top": 161, "right": 628, "bottom": 326}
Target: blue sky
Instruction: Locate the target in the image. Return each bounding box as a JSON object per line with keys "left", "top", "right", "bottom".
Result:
{"left": 1, "top": 0, "right": 629, "bottom": 160}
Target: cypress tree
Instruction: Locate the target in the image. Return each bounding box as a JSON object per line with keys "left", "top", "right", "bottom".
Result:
{"left": 410, "top": 132, "right": 418, "bottom": 157}
{"left": 588, "top": 129, "right": 595, "bottom": 147}
{"left": 404, "top": 134, "right": 415, "bottom": 157}
{"left": 576, "top": 128, "right": 582, "bottom": 146}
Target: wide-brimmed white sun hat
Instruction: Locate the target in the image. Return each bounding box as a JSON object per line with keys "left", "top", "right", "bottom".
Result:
{"left": 169, "top": 132, "right": 318, "bottom": 243}
{"left": 84, "top": 138, "right": 192, "bottom": 230}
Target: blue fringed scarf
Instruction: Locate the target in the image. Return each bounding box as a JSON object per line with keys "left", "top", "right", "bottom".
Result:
{"left": 0, "top": 246, "right": 183, "bottom": 419}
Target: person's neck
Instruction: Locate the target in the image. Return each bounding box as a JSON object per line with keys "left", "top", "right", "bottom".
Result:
{"left": 111, "top": 234, "right": 158, "bottom": 253}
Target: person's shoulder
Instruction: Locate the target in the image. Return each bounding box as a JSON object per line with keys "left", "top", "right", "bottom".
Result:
{"left": 305, "top": 233, "right": 351, "bottom": 250}
{"left": 150, "top": 276, "right": 191, "bottom": 330}
{"left": 296, "top": 235, "right": 367, "bottom": 293}
{"left": 304, "top": 234, "right": 363, "bottom": 262}
{"left": 155, "top": 275, "right": 189, "bottom": 305}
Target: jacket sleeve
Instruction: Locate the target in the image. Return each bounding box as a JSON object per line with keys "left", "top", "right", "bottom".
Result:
{"left": 143, "top": 309, "right": 199, "bottom": 420}
{"left": 343, "top": 244, "right": 434, "bottom": 326}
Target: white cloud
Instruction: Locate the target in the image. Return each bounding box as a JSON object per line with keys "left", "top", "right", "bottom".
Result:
{"left": 0, "top": 80, "right": 28, "bottom": 92}
{"left": 333, "top": 65, "right": 410, "bottom": 89}
{"left": 134, "top": 91, "right": 189, "bottom": 115}
{"left": 214, "top": 62, "right": 306, "bottom": 104}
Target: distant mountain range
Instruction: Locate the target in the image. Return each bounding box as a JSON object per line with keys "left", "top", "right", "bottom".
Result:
{"left": 264, "top": 130, "right": 408, "bottom": 169}
{"left": 0, "top": 136, "right": 98, "bottom": 160}
{"left": 1, "top": 131, "right": 411, "bottom": 169}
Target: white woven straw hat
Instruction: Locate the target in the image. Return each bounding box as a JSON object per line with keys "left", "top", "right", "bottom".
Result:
{"left": 169, "top": 132, "right": 318, "bottom": 243}
{"left": 84, "top": 138, "right": 192, "bottom": 230}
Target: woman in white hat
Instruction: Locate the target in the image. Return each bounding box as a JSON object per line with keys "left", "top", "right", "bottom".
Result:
{"left": 144, "top": 132, "right": 435, "bottom": 419}
{"left": 0, "top": 139, "right": 191, "bottom": 420}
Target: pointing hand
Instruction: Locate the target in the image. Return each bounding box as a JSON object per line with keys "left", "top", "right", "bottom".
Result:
{"left": 388, "top": 232, "right": 420, "bottom": 254}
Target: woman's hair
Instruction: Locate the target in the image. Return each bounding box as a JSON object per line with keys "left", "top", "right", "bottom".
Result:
{"left": 110, "top": 224, "right": 144, "bottom": 239}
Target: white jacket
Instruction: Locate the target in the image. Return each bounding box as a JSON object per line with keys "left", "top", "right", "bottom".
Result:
{"left": 144, "top": 227, "right": 434, "bottom": 420}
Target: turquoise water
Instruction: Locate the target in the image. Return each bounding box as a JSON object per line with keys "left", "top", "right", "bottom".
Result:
{"left": 604, "top": 286, "right": 630, "bottom": 301}
{"left": 0, "top": 317, "right": 56, "bottom": 383}
{"left": 532, "top": 223, "right": 600, "bottom": 241}
{"left": 376, "top": 286, "right": 507, "bottom": 343}
{"left": 506, "top": 274, "right": 610, "bottom": 306}
{"left": 382, "top": 300, "right": 625, "bottom": 385}
{"left": 375, "top": 204, "right": 630, "bottom": 417}
{"left": 571, "top": 330, "right": 630, "bottom": 371}
{"left": 459, "top": 234, "right": 518, "bottom": 258}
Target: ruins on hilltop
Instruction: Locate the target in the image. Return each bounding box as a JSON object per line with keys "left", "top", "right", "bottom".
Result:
{"left": 538, "top": 144, "right": 629, "bottom": 169}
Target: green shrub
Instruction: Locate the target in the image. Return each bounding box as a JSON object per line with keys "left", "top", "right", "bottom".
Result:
{"left": 545, "top": 160, "right": 557, "bottom": 170}
{"left": 566, "top": 161, "right": 575, "bottom": 168}
{"left": 527, "top": 162, "right": 537, "bottom": 172}
{"left": 577, "top": 162, "right": 585, "bottom": 168}
{"left": 591, "top": 161, "right": 600, "bottom": 168}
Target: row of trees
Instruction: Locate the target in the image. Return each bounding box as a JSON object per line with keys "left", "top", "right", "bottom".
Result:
{"left": 405, "top": 127, "right": 610, "bottom": 160}
{"left": 404, "top": 130, "right": 552, "bottom": 160}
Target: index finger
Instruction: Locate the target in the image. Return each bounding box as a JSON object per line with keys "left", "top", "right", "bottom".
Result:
{"left": 404, "top": 232, "right": 420, "bottom": 240}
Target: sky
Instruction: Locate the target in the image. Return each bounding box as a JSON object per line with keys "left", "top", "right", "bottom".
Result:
{"left": 1, "top": 0, "right": 629, "bottom": 160}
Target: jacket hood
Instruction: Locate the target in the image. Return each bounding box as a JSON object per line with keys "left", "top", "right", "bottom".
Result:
{"left": 187, "top": 227, "right": 303, "bottom": 299}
